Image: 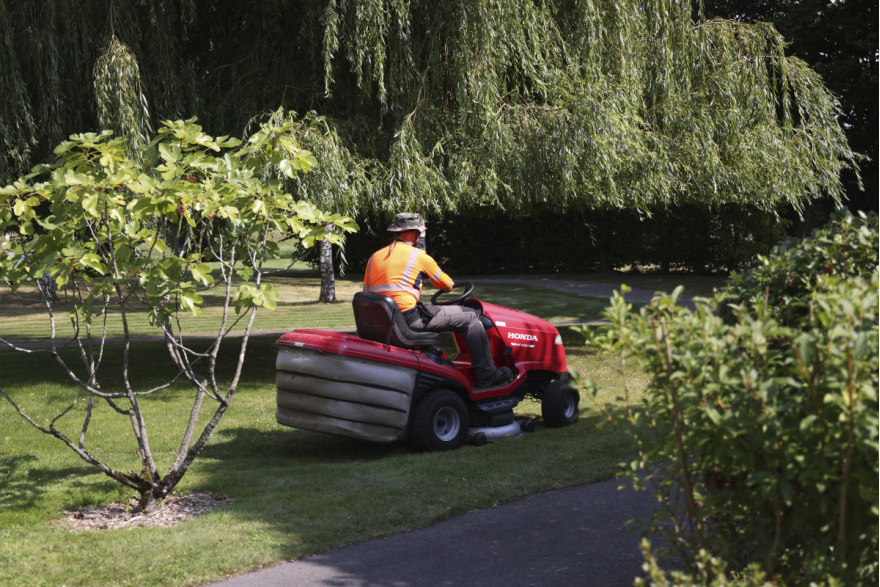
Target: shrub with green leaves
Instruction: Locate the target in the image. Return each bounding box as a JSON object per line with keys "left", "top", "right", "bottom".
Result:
{"left": 716, "top": 210, "right": 878, "bottom": 325}
{"left": 635, "top": 539, "right": 776, "bottom": 587}
{"left": 587, "top": 211, "right": 879, "bottom": 585}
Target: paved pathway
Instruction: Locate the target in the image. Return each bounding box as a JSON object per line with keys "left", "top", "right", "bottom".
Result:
{"left": 210, "top": 478, "right": 665, "bottom": 587}
{"left": 474, "top": 278, "right": 696, "bottom": 310}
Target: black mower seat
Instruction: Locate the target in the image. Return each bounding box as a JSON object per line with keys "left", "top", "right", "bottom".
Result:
{"left": 352, "top": 291, "right": 443, "bottom": 349}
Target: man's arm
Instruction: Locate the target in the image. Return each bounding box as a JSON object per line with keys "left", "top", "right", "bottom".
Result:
{"left": 420, "top": 251, "right": 454, "bottom": 293}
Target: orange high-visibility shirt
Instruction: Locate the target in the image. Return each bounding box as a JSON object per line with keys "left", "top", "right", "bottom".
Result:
{"left": 363, "top": 242, "right": 454, "bottom": 313}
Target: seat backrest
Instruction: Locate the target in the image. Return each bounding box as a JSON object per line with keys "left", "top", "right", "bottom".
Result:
{"left": 352, "top": 292, "right": 443, "bottom": 349}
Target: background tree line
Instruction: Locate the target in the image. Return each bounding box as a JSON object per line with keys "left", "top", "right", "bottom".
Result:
{"left": 1, "top": 0, "right": 873, "bottom": 275}
{"left": 339, "top": 204, "right": 787, "bottom": 275}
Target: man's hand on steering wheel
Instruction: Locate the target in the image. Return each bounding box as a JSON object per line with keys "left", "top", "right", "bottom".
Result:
{"left": 431, "top": 281, "right": 475, "bottom": 306}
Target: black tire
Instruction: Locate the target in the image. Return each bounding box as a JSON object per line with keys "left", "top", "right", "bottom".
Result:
{"left": 541, "top": 380, "right": 580, "bottom": 428}
{"left": 409, "top": 389, "right": 469, "bottom": 452}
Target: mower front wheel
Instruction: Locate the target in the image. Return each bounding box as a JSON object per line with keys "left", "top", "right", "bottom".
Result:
{"left": 410, "top": 389, "right": 468, "bottom": 452}
{"left": 541, "top": 380, "right": 580, "bottom": 428}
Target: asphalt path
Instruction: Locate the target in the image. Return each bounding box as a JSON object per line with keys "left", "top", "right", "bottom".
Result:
{"left": 209, "top": 478, "right": 665, "bottom": 587}
{"left": 474, "top": 278, "right": 697, "bottom": 311}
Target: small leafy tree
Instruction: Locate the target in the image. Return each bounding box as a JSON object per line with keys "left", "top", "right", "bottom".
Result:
{"left": 0, "top": 118, "right": 356, "bottom": 511}
{"left": 586, "top": 212, "right": 879, "bottom": 584}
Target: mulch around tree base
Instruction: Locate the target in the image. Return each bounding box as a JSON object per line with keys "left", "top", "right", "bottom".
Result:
{"left": 52, "top": 492, "right": 233, "bottom": 531}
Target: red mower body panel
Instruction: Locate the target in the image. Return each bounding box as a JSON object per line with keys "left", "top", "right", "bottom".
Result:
{"left": 453, "top": 300, "right": 567, "bottom": 390}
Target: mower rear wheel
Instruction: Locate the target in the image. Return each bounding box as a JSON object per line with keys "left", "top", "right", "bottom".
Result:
{"left": 410, "top": 389, "right": 468, "bottom": 452}
{"left": 541, "top": 380, "right": 580, "bottom": 428}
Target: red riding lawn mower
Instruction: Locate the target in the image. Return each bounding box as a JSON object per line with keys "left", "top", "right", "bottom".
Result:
{"left": 274, "top": 282, "right": 580, "bottom": 451}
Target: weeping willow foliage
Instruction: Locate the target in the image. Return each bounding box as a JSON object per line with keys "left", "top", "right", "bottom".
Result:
{"left": 328, "top": 0, "right": 859, "bottom": 215}
{"left": 0, "top": 2, "right": 37, "bottom": 183}
{"left": 94, "top": 37, "right": 153, "bottom": 155}
{"left": 0, "top": 0, "right": 860, "bottom": 218}
{"left": 0, "top": 0, "right": 196, "bottom": 178}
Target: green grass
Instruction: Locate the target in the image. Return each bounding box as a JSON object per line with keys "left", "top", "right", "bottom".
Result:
{"left": 0, "top": 264, "right": 362, "bottom": 342}
{"left": 0, "top": 277, "right": 651, "bottom": 586}
{"left": 0, "top": 267, "right": 609, "bottom": 343}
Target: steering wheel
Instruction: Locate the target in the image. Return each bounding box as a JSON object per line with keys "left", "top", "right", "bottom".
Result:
{"left": 431, "top": 281, "right": 475, "bottom": 306}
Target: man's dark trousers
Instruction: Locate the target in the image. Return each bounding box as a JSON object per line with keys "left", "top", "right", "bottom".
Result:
{"left": 405, "top": 305, "right": 495, "bottom": 382}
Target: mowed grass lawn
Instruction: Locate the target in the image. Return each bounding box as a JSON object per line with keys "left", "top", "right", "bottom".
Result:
{"left": 0, "top": 262, "right": 614, "bottom": 342}
{"left": 0, "top": 273, "right": 653, "bottom": 587}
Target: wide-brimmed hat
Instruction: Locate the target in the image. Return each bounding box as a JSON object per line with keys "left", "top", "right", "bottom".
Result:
{"left": 387, "top": 212, "right": 426, "bottom": 232}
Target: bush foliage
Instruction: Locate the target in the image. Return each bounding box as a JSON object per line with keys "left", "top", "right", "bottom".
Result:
{"left": 588, "top": 211, "right": 879, "bottom": 585}
{"left": 716, "top": 210, "right": 879, "bottom": 324}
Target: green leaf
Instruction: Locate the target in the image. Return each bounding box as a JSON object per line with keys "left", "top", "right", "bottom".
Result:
{"left": 260, "top": 283, "right": 281, "bottom": 310}
{"left": 79, "top": 254, "right": 108, "bottom": 275}
{"left": 190, "top": 263, "right": 215, "bottom": 286}
{"left": 799, "top": 414, "right": 819, "bottom": 431}
{"left": 115, "top": 244, "right": 132, "bottom": 263}
{"left": 180, "top": 290, "right": 204, "bottom": 316}
{"left": 158, "top": 143, "right": 182, "bottom": 162}
{"left": 237, "top": 266, "right": 254, "bottom": 282}
{"left": 82, "top": 194, "right": 100, "bottom": 217}
{"left": 705, "top": 407, "right": 722, "bottom": 425}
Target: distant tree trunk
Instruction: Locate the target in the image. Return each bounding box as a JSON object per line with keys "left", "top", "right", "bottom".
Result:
{"left": 690, "top": 214, "right": 708, "bottom": 274}
{"left": 319, "top": 224, "right": 336, "bottom": 303}
{"left": 38, "top": 272, "right": 59, "bottom": 302}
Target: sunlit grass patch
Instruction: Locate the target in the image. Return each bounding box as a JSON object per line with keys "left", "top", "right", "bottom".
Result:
{"left": 0, "top": 273, "right": 610, "bottom": 343}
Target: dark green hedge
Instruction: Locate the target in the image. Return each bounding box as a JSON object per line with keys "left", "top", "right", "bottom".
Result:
{"left": 336, "top": 204, "right": 786, "bottom": 276}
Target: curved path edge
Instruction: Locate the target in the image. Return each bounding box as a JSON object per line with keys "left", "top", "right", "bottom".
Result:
{"left": 207, "top": 477, "right": 668, "bottom": 587}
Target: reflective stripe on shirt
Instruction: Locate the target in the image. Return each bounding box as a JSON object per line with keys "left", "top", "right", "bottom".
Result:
{"left": 366, "top": 283, "right": 421, "bottom": 296}
{"left": 400, "top": 248, "right": 421, "bottom": 285}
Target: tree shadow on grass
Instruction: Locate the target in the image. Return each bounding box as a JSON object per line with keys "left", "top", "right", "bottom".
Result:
{"left": 201, "top": 425, "right": 412, "bottom": 466}
{"left": 192, "top": 410, "right": 624, "bottom": 562}
{"left": 0, "top": 337, "right": 279, "bottom": 402}
{"left": 0, "top": 454, "right": 96, "bottom": 509}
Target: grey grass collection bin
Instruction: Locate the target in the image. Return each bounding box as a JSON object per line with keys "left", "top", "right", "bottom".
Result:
{"left": 275, "top": 345, "right": 419, "bottom": 443}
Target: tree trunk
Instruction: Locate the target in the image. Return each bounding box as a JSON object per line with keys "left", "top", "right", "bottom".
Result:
{"left": 318, "top": 224, "right": 336, "bottom": 303}
{"left": 137, "top": 486, "right": 162, "bottom": 513}
{"left": 38, "top": 272, "right": 59, "bottom": 302}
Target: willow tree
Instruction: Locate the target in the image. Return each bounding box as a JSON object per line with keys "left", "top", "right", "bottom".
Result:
{"left": 312, "top": 0, "right": 860, "bottom": 216}
{"left": 1, "top": 0, "right": 860, "bottom": 231}
{"left": 254, "top": 110, "right": 383, "bottom": 302}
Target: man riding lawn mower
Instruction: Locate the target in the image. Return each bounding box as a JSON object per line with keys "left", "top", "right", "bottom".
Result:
{"left": 273, "top": 212, "right": 580, "bottom": 451}
{"left": 363, "top": 213, "right": 514, "bottom": 390}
